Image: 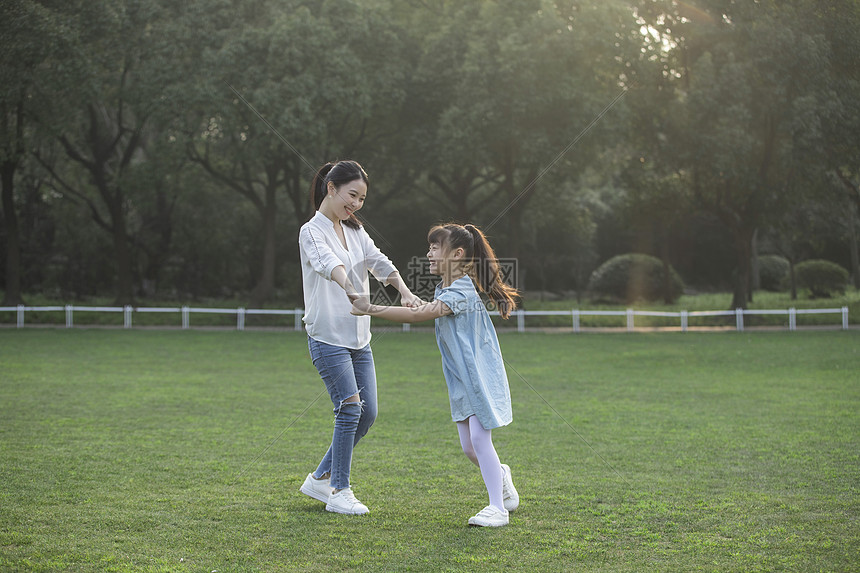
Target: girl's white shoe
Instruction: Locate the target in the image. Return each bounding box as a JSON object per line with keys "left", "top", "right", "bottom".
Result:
{"left": 501, "top": 464, "right": 520, "bottom": 512}
{"left": 468, "top": 505, "right": 509, "bottom": 527}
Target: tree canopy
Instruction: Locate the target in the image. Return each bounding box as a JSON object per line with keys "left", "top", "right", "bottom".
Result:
{"left": 2, "top": 0, "right": 857, "bottom": 307}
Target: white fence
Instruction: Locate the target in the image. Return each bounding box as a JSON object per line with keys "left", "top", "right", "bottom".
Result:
{"left": 511, "top": 307, "right": 851, "bottom": 332}
{"left": 0, "top": 304, "right": 851, "bottom": 332}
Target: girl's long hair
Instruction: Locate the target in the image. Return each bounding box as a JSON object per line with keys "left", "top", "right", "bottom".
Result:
{"left": 308, "top": 160, "right": 367, "bottom": 230}
{"left": 427, "top": 223, "right": 519, "bottom": 319}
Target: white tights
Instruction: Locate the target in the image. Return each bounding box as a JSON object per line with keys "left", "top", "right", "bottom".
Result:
{"left": 457, "top": 416, "right": 504, "bottom": 512}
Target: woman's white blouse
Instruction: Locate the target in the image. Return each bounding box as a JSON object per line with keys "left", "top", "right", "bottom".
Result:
{"left": 299, "top": 211, "right": 397, "bottom": 349}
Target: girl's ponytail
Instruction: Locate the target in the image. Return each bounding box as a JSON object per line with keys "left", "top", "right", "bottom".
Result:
{"left": 464, "top": 224, "right": 519, "bottom": 319}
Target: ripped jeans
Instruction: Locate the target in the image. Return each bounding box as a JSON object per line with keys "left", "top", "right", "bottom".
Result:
{"left": 308, "top": 337, "right": 378, "bottom": 490}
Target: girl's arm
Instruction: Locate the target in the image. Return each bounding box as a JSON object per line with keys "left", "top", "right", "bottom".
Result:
{"left": 385, "top": 271, "right": 423, "bottom": 307}
{"left": 351, "top": 298, "right": 451, "bottom": 323}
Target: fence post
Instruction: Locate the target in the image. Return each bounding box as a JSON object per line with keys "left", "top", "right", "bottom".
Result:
{"left": 402, "top": 323, "right": 411, "bottom": 332}
{"left": 517, "top": 310, "right": 525, "bottom": 333}
{"left": 237, "top": 307, "right": 245, "bottom": 331}
{"left": 124, "top": 306, "right": 132, "bottom": 329}
{"left": 572, "top": 310, "right": 580, "bottom": 333}
{"left": 626, "top": 308, "right": 634, "bottom": 332}
{"left": 681, "top": 310, "right": 688, "bottom": 333}
{"left": 65, "top": 305, "right": 73, "bottom": 329}
{"left": 17, "top": 304, "right": 25, "bottom": 328}
{"left": 843, "top": 307, "right": 849, "bottom": 330}
{"left": 735, "top": 308, "right": 744, "bottom": 332}
{"left": 182, "top": 306, "right": 190, "bottom": 329}
{"left": 294, "top": 309, "right": 302, "bottom": 331}
{"left": 789, "top": 307, "right": 796, "bottom": 331}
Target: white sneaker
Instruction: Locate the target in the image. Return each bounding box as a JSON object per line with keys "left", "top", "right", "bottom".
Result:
{"left": 326, "top": 488, "right": 369, "bottom": 515}
{"left": 501, "top": 464, "right": 519, "bottom": 512}
{"left": 468, "top": 505, "right": 509, "bottom": 527}
{"left": 300, "top": 473, "right": 331, "bottom": 503}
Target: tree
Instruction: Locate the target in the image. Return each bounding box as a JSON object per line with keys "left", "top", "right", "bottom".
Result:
{"left": 187, "top": 0, "right": 408, "bottom": 305}
{"left": 815, "top": 0, "right": 860, "bottom": 287}
{"left": 32, "top": 0, "right": 190, "bottom": 305}
{"left": 391, "top": 0, "right": 627, "bottom": 285}
{"left": 636, "top": 0, "right": 851, "bottom": 308}
{"left": 0, "top": 0, "right": 79, "bottom": 304}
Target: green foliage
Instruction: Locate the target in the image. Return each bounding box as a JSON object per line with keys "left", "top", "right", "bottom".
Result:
{"left": 758, "top": 254, "right": 790, "bottom": 291}
{"left": 2, "top": 0, "right": 859, "bottom": 305}
{"left": 587, "top": 253, "right": 684, "bottom": 303}
{"left": 795, "top": 259, "right": 850, "bottom": 297}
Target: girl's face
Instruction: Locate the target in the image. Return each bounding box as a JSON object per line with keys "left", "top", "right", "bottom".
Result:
{"left": 427, "top": 240, "right": 463, "bottom": 277}
{"left": 328, "top": 179, "right": 366, "bottom": 221}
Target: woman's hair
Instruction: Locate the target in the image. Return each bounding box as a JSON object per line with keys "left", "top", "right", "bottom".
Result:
{"left": 427, "top": 223, "right": 519, "bottom": 319}
{"left": 308, "top": 160, "right": 368, "bottom": 230}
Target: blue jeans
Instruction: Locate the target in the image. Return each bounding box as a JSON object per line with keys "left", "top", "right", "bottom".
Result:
{"left": 308, "top": 337, "right": 378, "bottom": 490}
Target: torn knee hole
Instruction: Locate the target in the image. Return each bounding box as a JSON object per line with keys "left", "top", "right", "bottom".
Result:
{"left": 334, "top": 393, "right": 365, "bottom": 415}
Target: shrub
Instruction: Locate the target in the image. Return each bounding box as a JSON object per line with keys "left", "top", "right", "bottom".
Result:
{"left": 794, "top": 259, "right": 849, "bottom": 298}
{"left": 758, "top": 255, "right": 790, "bottom": 291}
{"left": 587, "top": 253, "right": 685, "bottom": 303}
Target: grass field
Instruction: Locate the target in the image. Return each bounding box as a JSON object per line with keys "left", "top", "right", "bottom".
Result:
{"left": 1, "top": 329, "right": 858, "bottom": 572}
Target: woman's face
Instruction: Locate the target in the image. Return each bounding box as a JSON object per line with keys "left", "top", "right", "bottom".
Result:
{"left": 329, "top": 179, "right": 367, "bottom": 220}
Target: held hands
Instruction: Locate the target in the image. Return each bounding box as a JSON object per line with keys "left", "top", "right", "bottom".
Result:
{"left": 400, "top": 292, "right": 424, "bottom": 308}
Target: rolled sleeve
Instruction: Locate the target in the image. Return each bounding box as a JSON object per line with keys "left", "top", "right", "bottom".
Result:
{"left": 436, "top": 289, "right": 467, "bottom": 316}
{"left": 299, "top": 226, "right": 342, "bottom": 280}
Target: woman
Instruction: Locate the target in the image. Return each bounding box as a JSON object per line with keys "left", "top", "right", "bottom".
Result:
{"left": 297, "top": 160, "right": 421, "bottom": 515}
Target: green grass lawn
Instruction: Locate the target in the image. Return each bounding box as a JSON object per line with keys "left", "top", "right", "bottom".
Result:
{"left": 1, "top": 330, "right": 858, "bottom": 572}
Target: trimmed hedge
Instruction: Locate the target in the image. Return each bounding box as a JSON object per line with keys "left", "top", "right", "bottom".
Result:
{"left": 795, "top": 260, "right": 849, "bottom": 298}
{"left": 587, "top": 253, "right": 685, "bottom": 303}
{"left": 758, "top": 255, "right": 790, "bottom": 291}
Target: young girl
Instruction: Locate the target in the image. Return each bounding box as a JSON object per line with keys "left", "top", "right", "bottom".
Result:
{"left": 351, "top": 223, "right": 520, "bottom": 527}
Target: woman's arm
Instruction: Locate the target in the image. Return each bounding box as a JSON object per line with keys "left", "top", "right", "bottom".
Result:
{"left": 357, "top": 228, "right": 423, "bottom": 307}
{"left": 331, "top": 265, "right": 361, "bottom": 302}
{"left": 385, "top": 271, "right": 423, "bottom": 307}
{"left": 351, "top": 298, "right": 451, "bottom": 323}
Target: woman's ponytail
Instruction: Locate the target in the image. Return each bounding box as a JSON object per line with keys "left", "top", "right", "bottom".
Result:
{"left": 309, "top": 162, "right": 335, "bottom": 213}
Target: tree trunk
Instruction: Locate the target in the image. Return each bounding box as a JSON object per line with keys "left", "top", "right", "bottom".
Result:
{"left": 660, "top": 231, "right": 674, "bottom": 304}
{"left": 848, "top": 198, "right": 860, "bottom": 289}
{"left": 251, "top": 184, "right": 277, "bottom": 307}
{"left": 110, "top": 199, "right": 135, "bottom": 306}
{"left": 730, "top": 227, "right": 754, "bottom": 309}
{"left": 141, "top": 186, "right": 174, "bottom": 297}
{"left": 1, "top": 97, "right": 25, "bottom": 305}
{"left": 1, "top": 159, "right": 23, "bottom": 305}
{"left": 789, "top": 257, "right": 798, "bottom": 300}
{"left": 836, "top": 172, "right": 860, "bottom": 288}
{"left": 750, "top": 228, "right": 760, "bottom": 297}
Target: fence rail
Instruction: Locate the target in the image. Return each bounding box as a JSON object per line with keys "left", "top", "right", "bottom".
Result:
{"left": 0, "top": 305, "right": 851, "bottom": 332}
